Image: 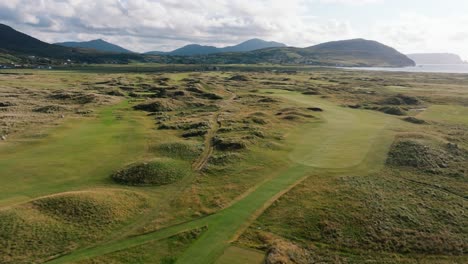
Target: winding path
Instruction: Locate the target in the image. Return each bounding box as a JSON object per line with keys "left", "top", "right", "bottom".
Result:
{"left": 192, "top": 89, "right": 237, "bottom": 171}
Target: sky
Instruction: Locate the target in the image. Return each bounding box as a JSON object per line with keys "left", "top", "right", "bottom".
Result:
{"left": 1, "top": 0, "right": 467, "bottom": 59}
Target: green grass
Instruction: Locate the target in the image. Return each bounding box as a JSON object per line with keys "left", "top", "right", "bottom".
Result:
{"left": 262, "top": 89, "right": 396, "bottom": 170}
{"left": 0, "top": 100, "right": 153, "bottom": 206}
{"left": 45, "top": 90, "right": 396, "bottom": 264}
{"left": 215, "top": 246, "right": 264, "bottom": 264}
{"left": 418, "top": 104, "right": 468, "bottom": 125}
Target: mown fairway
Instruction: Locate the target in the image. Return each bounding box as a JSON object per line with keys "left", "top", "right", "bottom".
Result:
{"left": 0, "top": 101, "right": 152, "bottom": 206}
{"left": 263, "top": 90, "right": 396, "bottom": 170}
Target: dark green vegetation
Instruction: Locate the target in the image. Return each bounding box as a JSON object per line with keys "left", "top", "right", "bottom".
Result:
{"left": 159, "top": 39, "right": 415, "bottom": 67}
{"left": 55, "top": 39, "right": 134, "bottom": 54}
{"left": 0, "top": 24, "right": 145, "bottom": 64}
{"left": 0, "top": 66, "right": 467, "bottom": 264}
{"left": 145, "top": 38, "right": 286, "bottom": 56}
{"left": 1, "top": 24, "right": 413, "bottom": 67}
{"left": 111, "top": 159, "right": 191, "bottom": 186}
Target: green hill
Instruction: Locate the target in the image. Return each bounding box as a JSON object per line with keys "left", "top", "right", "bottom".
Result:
{"left": 145, "top": 38, "right": 286, "bottom": 56}
{"left": 0, "top": 24, "right": 145, "bottom": 63}
{"left": 170, "top": 39, "right": 414, "bottom": 67}
{"left": 55, "top": 39, "right": 134, "bottom": 53}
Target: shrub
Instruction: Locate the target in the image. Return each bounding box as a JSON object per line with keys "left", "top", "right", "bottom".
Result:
{"left": 111, "top": 159, "right": 190, "bottom": 186}
{"left": 378, "top": 106, "right": 406, "bottom": 116}
{"left": 403, "top": 116, "right": 426, "bottom": 124}
{"left": 156, "top": 142, "right": 202, "bottom": 160}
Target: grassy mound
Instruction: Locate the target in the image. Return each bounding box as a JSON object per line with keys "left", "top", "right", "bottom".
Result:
{"left": 212, "top": 136, "right": 248, "bottom": 151}
{"left": 133, "top": 99, "right": 180, "bottom": 112}
{"left": 156, "top": 142, "right": 202, "bottom": 160}
{"left": 111, "top": 159, "right": 191, "bottom": 186}
{"left": 0, "top": 190, "right": 149, "bottom": 264}
{"left": 228, "top": 74, "right": 249, "bottom": 81}
{"left": 377, "top": 106, "right": 407, "bottom": 116}
{"left": 386, "top": 139, "right": 451, "bottom": 172}
{"left": 381, "top": 94, "right": 421, "bottom": 105}
{"left": 403, "top": 116, "right": 427, "bottom": 124}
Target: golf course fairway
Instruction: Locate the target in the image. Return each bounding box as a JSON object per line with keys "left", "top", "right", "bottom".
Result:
{"left": 44, "top": 91, "right": 398, "bottom": 264}
{"left": 0, "top": 101, "right": 152, "bottom": 207}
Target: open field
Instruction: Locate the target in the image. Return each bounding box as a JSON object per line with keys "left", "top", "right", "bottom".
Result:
{"left": 0, "top": 65, "right": 467, "bottom": 263}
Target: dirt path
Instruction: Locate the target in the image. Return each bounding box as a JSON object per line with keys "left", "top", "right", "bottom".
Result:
{"left": 192, "top": 89, "right": 236, "bottom": 171}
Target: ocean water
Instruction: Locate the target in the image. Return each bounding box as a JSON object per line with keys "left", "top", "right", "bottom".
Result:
{"left": 345, "top": 64, "right": 468, "bottom": 74}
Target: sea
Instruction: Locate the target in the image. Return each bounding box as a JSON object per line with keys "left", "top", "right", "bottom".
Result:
{"left": 344, "top": 64, "right": 468, "bottom": 74}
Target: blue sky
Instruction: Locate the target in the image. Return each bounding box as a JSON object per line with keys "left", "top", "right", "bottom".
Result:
{"left": 1, "top": 0, "right": 467, "bottom": 59}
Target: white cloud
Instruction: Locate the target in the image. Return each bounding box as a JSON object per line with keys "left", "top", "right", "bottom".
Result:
{"left": 370, "top": 13, "right": 468, "bottom": 59}
{"left": 0, "top": 0, "right": 355, "bottom": 52}
{"left": 0, "top": 0, "right": 466, "bottom": 59}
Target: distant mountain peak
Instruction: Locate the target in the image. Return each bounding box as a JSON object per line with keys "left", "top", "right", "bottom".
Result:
{"left": 145, "top": 38, "right": 286, "bottom": 56}
{"left": 55, "top": 39, "right": 133, "bottom": 53}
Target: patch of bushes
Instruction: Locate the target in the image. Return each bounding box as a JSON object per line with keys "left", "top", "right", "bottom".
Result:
{"left": 0, "top": 101, "right": 16, "bottom": 107}
{"left": 307, "top": 107, "right": 323, "bottom": 112}
{"left": 386, "top": 139, "right": 451, "bottom": 173}
{"left": 228, "top": 75, "right": 249, "bottom": 81}
{"left": 212, "top": 136, "right": 247, "bottom": 151}
{"left": 377, "top": 106, "right": 407, "bottom": 116}
{"left": 133, "top": 100, "right": 176, "bottom": 112}
{"left": 106, "top": 89, "right": 125, "bottom": 96}
{"left": 156, "top": 142, "right": 202, "bottom": 160}
{"left": 182, "top": 129, "right": 207, "bottom": 138}
{"left": 111, "top": 159, "right": 190, "bottom": 186}
{"left": 258, "top": 97, "right": 279, "bottom": 103}
{"left": 49, "top": 91, "right": 97, "bottom": 104}
{"left": 381, "top": 94, "right": 421, "bottom": 105}
{"left": 208, "top": 152, "right": 243, "bottom": 165}
{"left": 249, "top": 116, "right": 268, "bottom": 125}
{"left": 33, "top": 105, "right": 68, "bottom": 113}
{"left": 403, "top": 116, "right": 427, "bottom": 124}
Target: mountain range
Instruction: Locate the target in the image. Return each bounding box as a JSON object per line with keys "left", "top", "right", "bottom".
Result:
{"left": 145, "top": 39, "right": 286, "bottom": 56}
{"left": 406, "top": 53, "right": 466, "bottom": 65}
{"left": 55, "top": 39, "right": 134, "bottom": 54}
{"left": 52, "top": 38, "right": 286, "bottom": 55}
{"left": 0, "top": 23, "right": 415, "bottom": 67}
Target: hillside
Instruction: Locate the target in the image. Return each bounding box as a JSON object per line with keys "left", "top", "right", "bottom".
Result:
{"left": 0, "top": 24, "right": 145, "bottom": 64}
{"left": 163, "top": 39, "right": 415, "bottom": 67}
{"left": 145, "top": 38, "right": 286, "bottom": 56}
{"left": 0, "top": 24, "right": 75, "bottom": 58}
{"left": 55, "top": 39, "right": 134, "bottom": 53}
{"left": 407, "top": 53, "right": 465, "bottom": 64}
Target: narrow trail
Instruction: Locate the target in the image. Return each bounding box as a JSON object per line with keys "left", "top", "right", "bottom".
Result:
{"left": 45, "top": 92, "right": 396, "bottom": 264}
{"left": 192, "top": 89, "right": 236, "bottom": 171}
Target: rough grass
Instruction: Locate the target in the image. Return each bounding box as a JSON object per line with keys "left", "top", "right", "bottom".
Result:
{"left": 111, "top": 159, "right": 191, "bottom": 186}
{"left": 156, "top": 141, "right": 202, "bottom": 161}
{"left": 242, "top": 171, "right": 467, "bottom": 260}
{"left": 377, "top": 105, "right": 407, "bottom": 115}
{"left": 386, "top": 138, "right": 466, "bottom": 174}
{"left": 0, "top": 190, "right": 149, "bottom": 264}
